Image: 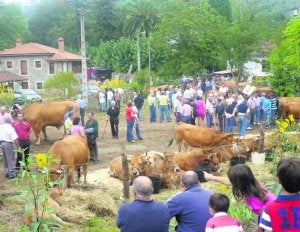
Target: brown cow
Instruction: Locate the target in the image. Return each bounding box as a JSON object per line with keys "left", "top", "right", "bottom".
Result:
{"left": 283, "top": 102, "right": 300, "bottom": 119}
{"left": 174, "top": 152, "right": 220, "bottom": 171}
{"left": 169, "top": 123, "right": 235, "bottom": 152}
{"left": 49, "top": 135, "right": 89, "bottom": 188}
{"left": 278, "top": 97, "right": 300, "bottom": 116}
{"left": 108, "top": 155, "right": 134, "bottom": 180}
{"left": 21, "top": 101, "right": 80, "bottom": 144}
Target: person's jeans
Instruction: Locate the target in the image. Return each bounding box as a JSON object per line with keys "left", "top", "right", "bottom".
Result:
{"left": 99, "top": 103, "right": 105, "bottom": 112}
{"left": 160, "top": 105, "right": 171, "bottom": 122}
{"left": 80, "top": 108, "right": 85, "bottom": 126}
{"left": 126, "top": 120, "right": 134, "bottom": 142}
{"left": 182, "top": 115, "right": 191, "bottom": 124}
{"left": 16, "top": 139, "right": 30, "bottom": 170}
{"left": 255, "top": 106, "right": 260, "bottom": 124}
{"left": 134, "top": 120, "right": 142, "bottom": 139}
{"left": 149, "top": 105, "right": 156, "bottom": 122}
{"left": 206, "top": 112, "right": 212, "bottom": 128}
{"left": 107, "top": 99, "right": 112, "bottom": 109}
{"left": 271, "top": 109, "right": 276, "bottom": 125}
{"left": 225, "top": 117, "right": 234, "bottom": 132}
{"left": 238, "top": 116, "right": 247, "bottom": 136}
{"left": 264, "top": 111, "right": 271, "bottom": 127}
{"left": 137, "top": 108, "right": 142, "bottom": 120}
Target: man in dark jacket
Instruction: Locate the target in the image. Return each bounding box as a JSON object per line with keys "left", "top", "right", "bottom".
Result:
{"left": 134, "top": 93, "right": 144, "bottom": 121}
{"left": 106, "top": 101, "right": 120, "bottom": 139}
{"left": 85, "top": 112, "right": 99, "bottom": 163}
{"left": 215, "top": 98, "right": 225, "bottom": 131}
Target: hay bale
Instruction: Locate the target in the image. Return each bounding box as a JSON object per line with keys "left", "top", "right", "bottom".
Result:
{"left": 58, "top": 185, "right": 120, "bottom": 224}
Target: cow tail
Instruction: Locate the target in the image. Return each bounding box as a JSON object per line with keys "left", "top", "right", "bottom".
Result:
{"left": 168, "top": 138, "right": 174, "bottom": 147}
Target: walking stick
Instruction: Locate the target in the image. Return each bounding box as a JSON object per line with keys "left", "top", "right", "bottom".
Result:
{"left": 102, "top": 120, "right": 109, "bottom": 140}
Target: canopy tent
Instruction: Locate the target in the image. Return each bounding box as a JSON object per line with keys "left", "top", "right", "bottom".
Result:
{"left": 213, "top": 69, "right": 238, "bottom": 75}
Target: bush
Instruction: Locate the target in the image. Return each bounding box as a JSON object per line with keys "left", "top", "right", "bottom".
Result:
{"left": 0, "top": 86, "right": 15, "bottom": 107}
{"left": 44, "top": 71, "right": 78, "bottom": 98}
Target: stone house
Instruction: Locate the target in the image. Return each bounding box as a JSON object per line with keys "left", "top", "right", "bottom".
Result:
{"left": 0, "top": 37, "right": 82, "bottom": 92}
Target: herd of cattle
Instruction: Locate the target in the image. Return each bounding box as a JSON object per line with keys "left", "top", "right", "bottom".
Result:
{"left": 109, "top": 123, "right": 263, "bottom": 188}
{"left": 10, "top": 96, "right": 299, "bottom": 189}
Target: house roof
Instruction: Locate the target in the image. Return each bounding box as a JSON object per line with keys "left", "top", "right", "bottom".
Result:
{"left": 0, "top": 71, "right": 27, "bottom": 83}
{"left": 0, "top": 43, "right": 82, "bottom": 61}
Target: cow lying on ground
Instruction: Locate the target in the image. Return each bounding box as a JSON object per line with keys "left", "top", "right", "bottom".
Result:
{"left": 49, "top": 135, "right": 89, "bottom": 188}
{"left": 109, "top": 151, "right": 182, "bottom": 188}
{"left": 169, "top": 123, "right": 234, "bottom": 152}
{"left": 20, "top": 101, "right": 80, "bottom": 144}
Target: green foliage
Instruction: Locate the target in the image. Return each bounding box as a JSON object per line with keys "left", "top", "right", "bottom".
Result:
{"left": 0, "top": 86, "right": 15, "bottom": 108}
{"left": 208, "top": 0, "right": 232, "bottom": 22}
{"left": 91, "top": 37, "right": 142, "bottom": 72}
{"left": 130, "top": 68, "right": 152, "bottom": 93}
{"left": 0, "top": 3, "right": 28, "bottom": 50}
{"left": 14, "top": 152, "right": 63, "bottom": 232}
{"left": 268, "top": 16, "right": 300, "bottom": 96}
{"left": 44, "top": 71, "right": 78, "bottom": 98}
{"left": 152, "top": 0, "right": 227, "bottom": 77}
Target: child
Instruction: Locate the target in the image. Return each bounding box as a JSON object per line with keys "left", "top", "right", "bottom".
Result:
{"left": 204, "top": 164, "right": 275, "bottom": 230}
{"left": 259, "top": 157, "right": 300, "bottom": 232}
{"left": 206, "top": 193, "right": 243, "bottom": 232}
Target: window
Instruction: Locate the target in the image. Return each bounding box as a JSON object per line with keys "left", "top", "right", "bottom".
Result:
{"left": 35, "top": 60, "right": 42, "bottom": 69}
{"left": 49, "top": 62, "right": 55, "bottom": 74}
{"left": 72, "top": 61, "right": 82, "bottom": 73}
{"left": 6, "top": 61, "right": 12, "bottom": 69}
{"left": 36, "top": 82, "right": 43, "bottom": 90}
{"left": 20, "top": 60, "right": 28, "bottom": 75}
{"left": 21, "top": 81, "right": 28, "bottom": 89}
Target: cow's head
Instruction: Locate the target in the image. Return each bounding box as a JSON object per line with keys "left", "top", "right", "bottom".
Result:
{"left": 130, "top": 154, "right": 147, "bottom": 176}
{"left": 206, "top": 153, "right": 221, "bottom": 172}
{"left": 164, "top": 153, "right": 181, "bottom": 173}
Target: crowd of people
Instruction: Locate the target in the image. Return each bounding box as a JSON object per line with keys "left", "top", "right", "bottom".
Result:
{"left": 116, "top": 157, "right": 300, "bottom": 232}
{"left": 146, "top": 80, "right": 277, "bottom": 139}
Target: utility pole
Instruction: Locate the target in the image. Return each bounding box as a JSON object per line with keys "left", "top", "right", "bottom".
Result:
{"left": 80, "top": 7, "right": 88, "bottom": 105}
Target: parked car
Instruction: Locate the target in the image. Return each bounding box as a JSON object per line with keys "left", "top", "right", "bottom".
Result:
{"left": 81, "top": 85, "right": 100, "bottom": 94}
{"left": 14, "top": 89, "right": 42, "bottom": 105}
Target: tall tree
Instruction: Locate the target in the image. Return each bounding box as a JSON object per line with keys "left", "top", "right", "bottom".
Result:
{"left": 0, "top": 4, "right": 28, "bottom": 50}
{"left": 208, "top": 0, "right": 232, "bottom": 22}
{"left": 124, "top": 0, "right": 159, "bottom": 71}
{"left": 151, "top": 0, "right": 228, "bottom": 78}
{"left": 268, "top": 17, "right": 300, "bottom": 96}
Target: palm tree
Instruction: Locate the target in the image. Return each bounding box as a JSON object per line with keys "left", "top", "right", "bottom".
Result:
{"left": 124, "top": 0, "right": 158, "bottom": 72}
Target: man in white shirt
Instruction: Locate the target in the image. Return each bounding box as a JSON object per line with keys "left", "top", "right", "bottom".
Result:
{"left": 0, "top": 115, "right": 18, "bottom": 179}
{"left": 107, "top": 89, "right": 114, "bottom": 109}
{"left": 173, "top": 95, "right": 183, "bottom": 122}
{"left": 98, "top": 91, "right": 105, "bottom": 112}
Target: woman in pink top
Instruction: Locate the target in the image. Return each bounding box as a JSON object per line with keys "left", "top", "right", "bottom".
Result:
{"left": 205, "top": 164, "right": 275, "bottom": 231}
{"left": 195, "top": 96, "right": 205, "bottom": 126}
{"left": 70, "top": 117, "right": 85, "bottom": 138}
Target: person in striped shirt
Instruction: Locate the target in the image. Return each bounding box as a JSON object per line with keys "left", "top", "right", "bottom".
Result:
{"left": 206, "top": 193, "right": 243, "bottom": 232}
{"left": 269, "top": 94, "right": 277, "bottom": 126}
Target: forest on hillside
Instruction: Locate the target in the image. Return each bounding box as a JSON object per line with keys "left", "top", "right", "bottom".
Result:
{"left": 0, "top": 0, "right": 299, "bottom": 94}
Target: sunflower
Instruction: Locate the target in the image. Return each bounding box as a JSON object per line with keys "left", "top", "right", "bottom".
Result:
{"left": 279, "top": 127, "right": 285, "bottom": 133}
{"left": 288, "top": 114, "right": 295, "bottom": 123}
{"left": 36, "top": 153, "right": 47, "bottom": 168}
{"left": 282, "top": 122, "right": 289, "bottom": 129}
{"left": 276, "top": 120, "right": 281, "bottom": 126}
{"left": 219, "top": 184, "right": 227, "bottom": 192}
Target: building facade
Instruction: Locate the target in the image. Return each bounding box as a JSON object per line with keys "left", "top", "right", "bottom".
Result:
{"left": 0, "top": 38, "right": 82, "bottom": 92}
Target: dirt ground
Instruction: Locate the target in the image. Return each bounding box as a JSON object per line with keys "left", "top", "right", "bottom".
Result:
{"left": 0, "top": 108, "right": 276, "bottom": 231}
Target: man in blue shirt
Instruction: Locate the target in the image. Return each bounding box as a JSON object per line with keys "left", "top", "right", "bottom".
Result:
{"left": 116, "top": 176, "right": 170, "bottom": 232}
{"left": 76, "top": 95, "right": 86, "bottom": 126}
{"left": 262, "top": 94, "right": 271, "bottom": 128}
{"left": 166, "top": 170, "right": 212, "bottom": 232}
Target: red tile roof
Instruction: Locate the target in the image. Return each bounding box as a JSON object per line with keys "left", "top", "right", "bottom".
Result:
{"left": 0, "top": 43, "right": 82, "bottom": 61}
{"left": 0, "top": 71, "right": 27, "bottom": 83}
